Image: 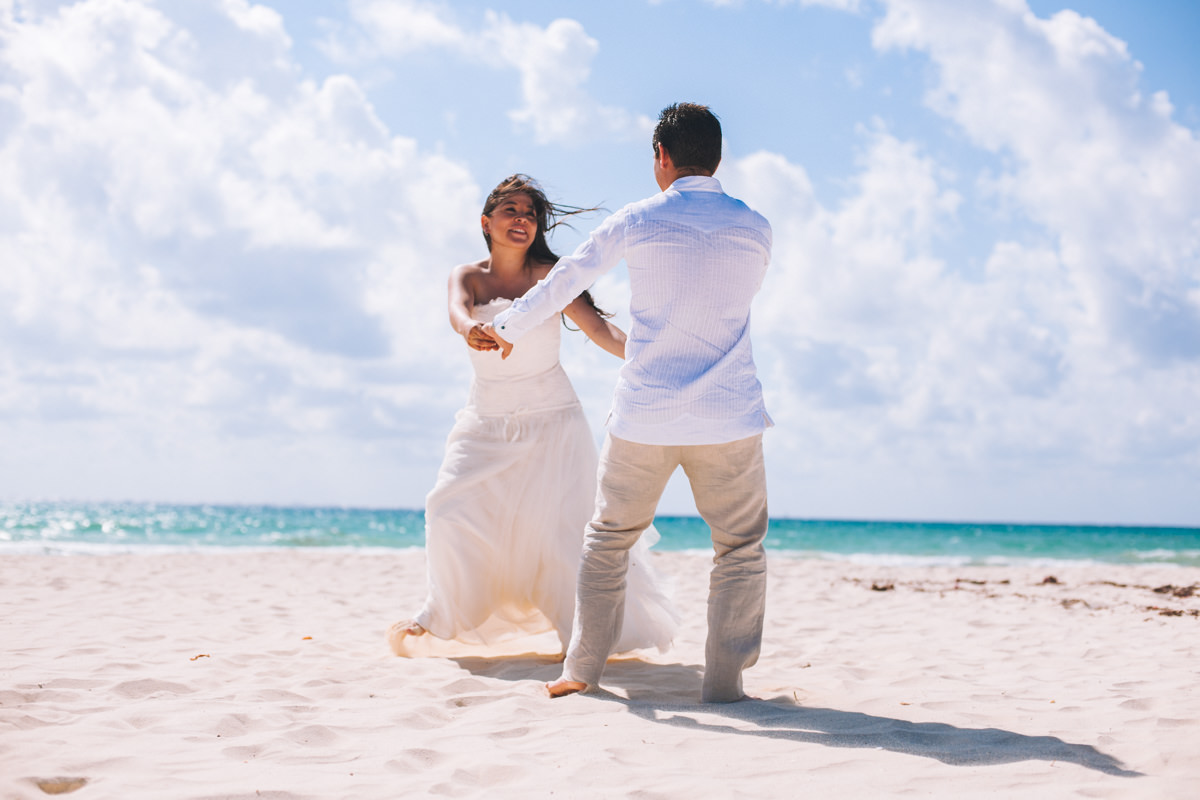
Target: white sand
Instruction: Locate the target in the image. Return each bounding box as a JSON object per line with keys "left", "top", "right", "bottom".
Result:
{"left": 2, "top": 550, "right": 1198, "bottom": 799}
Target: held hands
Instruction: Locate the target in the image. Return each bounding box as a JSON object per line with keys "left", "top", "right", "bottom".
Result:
{"left": 465, "top": 322, "right": 513, "bottom": 359}
{"left": 465, "top": 323, "right": 499, "bottom": 351}
{"left": 481, "top": 323, "right": 514, "bottom": 360}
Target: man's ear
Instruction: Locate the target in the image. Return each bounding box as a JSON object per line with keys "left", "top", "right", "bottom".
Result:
{"left": 656, "top": 143, "right": 673, "bottom": 170}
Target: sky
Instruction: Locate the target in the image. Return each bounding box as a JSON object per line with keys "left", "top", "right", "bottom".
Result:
{"left": 1, "top": 0, "right": 1198, "bottom": 526}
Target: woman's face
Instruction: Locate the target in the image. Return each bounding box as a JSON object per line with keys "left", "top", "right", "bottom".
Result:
{"left": 483, "top": 191, "right": 537, "bottom": 251}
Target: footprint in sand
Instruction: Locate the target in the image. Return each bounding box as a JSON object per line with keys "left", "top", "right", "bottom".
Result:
{"left": 29, "top": 776, "right": 88, "bottom": 795}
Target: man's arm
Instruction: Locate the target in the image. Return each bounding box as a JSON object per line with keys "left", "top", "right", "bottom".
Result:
{"left": 484, "top": 295, "right": 626, "bottom": 361}
{"left": 482, "top": 322, "right": 514, "bottom": 359}
{"left": 487, "top": 210, "right": 627, "bottom": 352}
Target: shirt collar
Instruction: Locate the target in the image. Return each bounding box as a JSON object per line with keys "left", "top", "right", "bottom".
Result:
{"left": 669, "top": 175, "right": 723, "bottom": 193}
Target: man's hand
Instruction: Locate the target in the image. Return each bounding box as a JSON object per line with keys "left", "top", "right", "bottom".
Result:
{"left": 481, "top": 323, "right": 514, "bottom": 359}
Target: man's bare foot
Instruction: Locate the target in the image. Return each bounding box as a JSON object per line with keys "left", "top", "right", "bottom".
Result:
{"left": 545, "top": 678, "right": 587, "bottom": 698}
{"left": 386, "top": 620, "right": 426, "bottom": 656}
{"left": 702, "top": 694, "right": 751, "bottom": 704}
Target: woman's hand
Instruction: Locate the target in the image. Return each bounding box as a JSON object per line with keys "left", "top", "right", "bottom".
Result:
{"left": 465, "top": 322, "right": 499, "bottom": 351}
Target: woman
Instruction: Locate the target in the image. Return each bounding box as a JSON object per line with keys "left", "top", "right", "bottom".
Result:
{"left": 388, "top": 175, "right": 678, "bottom": 656}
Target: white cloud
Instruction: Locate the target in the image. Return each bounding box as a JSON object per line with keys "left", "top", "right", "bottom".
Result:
{"left": 772, "top": 0, "right": 863, "bottom": 10}
{"left": 714, "top": 0, "right": 1200, "bottom": 517}
{"left": 2, "top": 0, "right": 1196, "bottom": 522}
{"left": 321, "top": 0, "right": 464, "bottom": 60}
{"left": 709, "top": 0, "right": 864, "bottom": 8}
{"left": 873, "top": 0, "right": 1200, "bottom": 365}
{"left": 725, "top": 126, "right": 969, "bottom": 462}
{"left": 0, "top": 0, "right": 484, "bottom": 502}
{"left": 326, "top": 2, "right": 650, "bottom": 145}
{"left": 481, "top": 13, "right": 650, "bottom": 145}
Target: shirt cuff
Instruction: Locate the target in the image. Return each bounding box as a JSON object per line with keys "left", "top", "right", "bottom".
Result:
{"left": 491, "top": 306, "right": 529, "bottom": 343}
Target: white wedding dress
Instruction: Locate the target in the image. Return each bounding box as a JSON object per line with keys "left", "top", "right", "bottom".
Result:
{"left": 412, "top": 299, "right": 678, "bottom": 653}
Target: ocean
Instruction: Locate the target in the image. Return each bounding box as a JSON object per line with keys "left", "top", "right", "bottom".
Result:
{"left": 3, "top": 502, "right": 1198, "bottom": 568}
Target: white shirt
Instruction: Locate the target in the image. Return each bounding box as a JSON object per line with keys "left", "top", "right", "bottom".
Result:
{"left": 493, "top": 175, "right": 773, "bottom": 445}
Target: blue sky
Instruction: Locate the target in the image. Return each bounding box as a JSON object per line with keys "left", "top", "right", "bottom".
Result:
{"left": 2, "top": 0, "right": 1198, "bottom": 525}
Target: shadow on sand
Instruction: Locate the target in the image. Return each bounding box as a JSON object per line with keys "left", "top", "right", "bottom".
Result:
{"left": 451, "top": 655, "right": 1141, "bottom": 778}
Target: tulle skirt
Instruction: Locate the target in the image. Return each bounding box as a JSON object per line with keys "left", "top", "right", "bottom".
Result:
{"left": 414, "top": 400, "right": 678, "bottom": 653}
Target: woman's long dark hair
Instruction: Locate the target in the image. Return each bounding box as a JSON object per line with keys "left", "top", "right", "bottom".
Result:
{"left": 482, "top": 174, "right": 612, "bottom": 322}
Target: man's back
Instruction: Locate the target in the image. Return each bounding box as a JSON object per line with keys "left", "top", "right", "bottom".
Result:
{"left": 612, "top": 175, "right": 772, "bottom": 445}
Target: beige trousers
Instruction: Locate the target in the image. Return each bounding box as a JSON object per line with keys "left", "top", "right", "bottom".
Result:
{"left": 562, "top": 433, "right": 768, "bottom": 702}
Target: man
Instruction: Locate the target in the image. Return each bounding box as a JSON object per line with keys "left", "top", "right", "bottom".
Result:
{"left": 484, "top": 102, "right": 772, "bottom": 703}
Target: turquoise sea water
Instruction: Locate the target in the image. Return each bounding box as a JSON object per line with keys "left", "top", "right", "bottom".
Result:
{"left": 3, "top": 502, "right": 1199, "bottom": 567}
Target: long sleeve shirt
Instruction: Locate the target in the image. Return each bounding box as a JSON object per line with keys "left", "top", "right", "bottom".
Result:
{"left": 492, "top": 176, "right": 773, "bottom": 446}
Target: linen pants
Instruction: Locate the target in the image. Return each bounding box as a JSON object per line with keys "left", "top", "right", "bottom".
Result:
{"left": 562, "top": 433, "right": 768, "bottom": 703}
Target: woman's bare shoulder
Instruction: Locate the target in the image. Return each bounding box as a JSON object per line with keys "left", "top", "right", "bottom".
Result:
{"left": 451, "top": 258, "right": 490, "bottom": 275}
{"left": 529, "top": 260, "right": 556, "bottom": 279}
{"left": 450, "top": 258, "right": 490, "bottom": 285}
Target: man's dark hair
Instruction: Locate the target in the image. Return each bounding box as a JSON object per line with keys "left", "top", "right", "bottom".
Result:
{"left": 652, "top": 103, "right": 722, "bottom": 173}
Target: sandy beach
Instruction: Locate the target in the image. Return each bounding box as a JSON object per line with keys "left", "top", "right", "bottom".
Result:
{"left": 2, "top": 549, "right": 1198, "bottom": 799}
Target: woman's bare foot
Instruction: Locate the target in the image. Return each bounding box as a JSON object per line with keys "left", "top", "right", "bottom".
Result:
{"left": 386, "top": 620, "right": 426, "bottom": 655}
{"left": 545, "top": 678, "right": 587, "bottom": 698}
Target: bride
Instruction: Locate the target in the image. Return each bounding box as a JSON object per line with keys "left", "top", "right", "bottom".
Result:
{"left": 388, "top": 174, "right": 678, "bottom": 656}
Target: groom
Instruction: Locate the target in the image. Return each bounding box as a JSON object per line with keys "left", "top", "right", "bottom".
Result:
{"left": 485, "top": 102, "right": 773, "bottom": 703}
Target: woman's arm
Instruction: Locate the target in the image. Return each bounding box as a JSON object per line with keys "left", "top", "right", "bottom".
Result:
{"left": 448, "top": 265, "right": 498, "bottom": 351}
{"left": 562, "top": 295, "right": 627, "bottom": 359}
